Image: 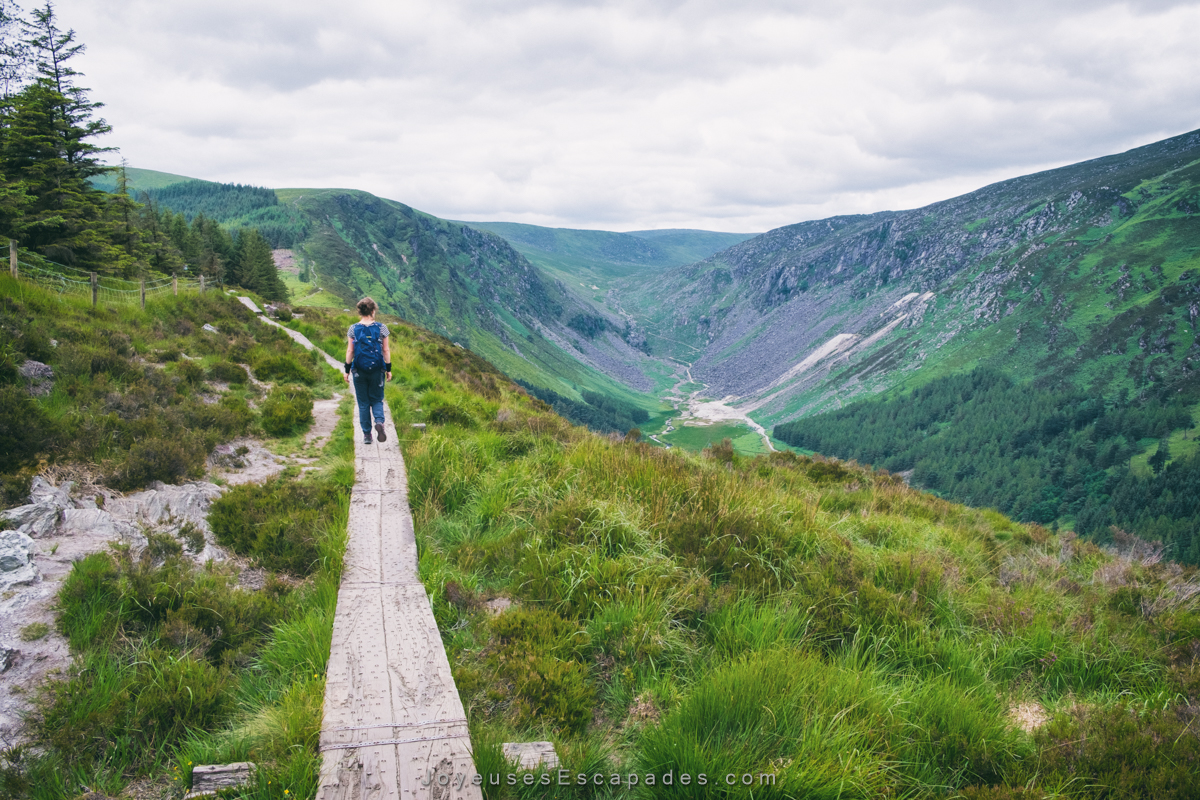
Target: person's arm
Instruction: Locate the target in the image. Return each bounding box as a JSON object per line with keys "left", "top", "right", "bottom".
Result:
{"left": 344, "top": 330, "right": 354, "bottom": 382}
{"left": 382, "top": 334, "right": 392, "bottom": 381}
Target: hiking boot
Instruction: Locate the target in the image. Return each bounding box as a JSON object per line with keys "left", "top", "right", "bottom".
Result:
{"left": 363, "top": 431, "right": 372, "bottom": 445}
{"left": 375, "top": 422, "right": 387, "bottom": 443}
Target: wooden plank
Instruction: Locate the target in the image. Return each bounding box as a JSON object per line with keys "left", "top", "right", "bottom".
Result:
{"left": 320, "top": 382, "right": 482, "bottom": 800}
{"left": 185, "top": 762, "right": 257, "bottom": 798}
{"left": 343, "top": 493, "right": 382, "bottom": 583}
{"left": 502, "top": 742, "right": 560, "bottom": 770}
{"left": 379, "top": 491, "right": 419, "bottom": 585}
{"left": 318, "top": 743, "right": 401, "bottom": 800}
{"left": 322, "top": 586, "right": 393, "bottom": 736}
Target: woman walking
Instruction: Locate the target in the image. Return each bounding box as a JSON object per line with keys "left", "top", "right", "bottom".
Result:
{"left": 344, "top": 296, "right": 392, "bottom": 444}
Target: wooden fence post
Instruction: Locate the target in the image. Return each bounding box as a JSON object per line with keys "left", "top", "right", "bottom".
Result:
{"left": 91, "top": 272, "right": 98, "bottom": 308}
{"left": 140, "top": 280, "right": 146, "bottom": 309}
{"left": 199, "top": 275, "right": 205, "bottom": 293}
{"left": 173, "top": 276, "right": 178, "bottom": 297}
{"left": 8, "top": 239, "right": 15, "bottom": 279}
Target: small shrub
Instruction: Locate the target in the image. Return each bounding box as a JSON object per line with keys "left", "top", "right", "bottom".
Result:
{"left": 426, "top": 401, "right": 476, "bottom": 427}
{"left": 178, "top": 521, "right": 206, "bottom": 553}
{"left": 206, "top": 359, "right": 248, "bottom": 384}
{"left": 276, "top": 305, "right": 293, "bottom": 322}
{"left": 208, "top": 474, "right": 346, "bottom": 575}
{"left": 0, "top": 385, "right": 56, "bottom": 472}
{"left": 253, "top": 353, "right": 317, "bottom": 385}
{"left": 261, "top": 384, "right": 314, "bottom": 437}
{"left": 173, "top": 359, "right": 205, "bottom": 386}
{"left": 486, "top": 607, "right": 594, "bottom": 733}
{"left": 109, "top": 434, "right": 207, "bottom": 490}
{"left": 1024, "top": 704, "right": 1200, "bottom": 799}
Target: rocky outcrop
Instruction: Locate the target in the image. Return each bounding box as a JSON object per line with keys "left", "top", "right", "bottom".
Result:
{"left": 0, "top": 476, "right": 230, "bottom": 744}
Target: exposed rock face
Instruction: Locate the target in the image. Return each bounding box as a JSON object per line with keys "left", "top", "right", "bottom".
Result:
{"left": 0, "top": 476, "right": 229, "bottom": 744}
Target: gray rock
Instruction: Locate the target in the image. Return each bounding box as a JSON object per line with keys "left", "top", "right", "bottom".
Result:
{"left": 59, "top": 509, "right": 140, "bottom": 542}
{"left": 28, "top": 476, "right": 71, "bottom": 507}
{"left": 0, "top": 530, "right": 38, "bottom": 590}
{"left": 18, "top": 360, "right": 54, "bottom": 397}
{"left": 202, "top": 323, "right": 219, "bottom": 333}
{"left": 1, "top": 503, "right": 61, "bottom": 539}
{"left": 0, "top": 530, "right": 34, "bottom": 571}
{"left": 105, "top": 481, "right": 226, "bottom": 562}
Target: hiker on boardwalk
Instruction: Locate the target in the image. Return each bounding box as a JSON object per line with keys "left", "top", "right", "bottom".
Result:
{"left": 344, "top": 296, "right": 392, "bottom": 444}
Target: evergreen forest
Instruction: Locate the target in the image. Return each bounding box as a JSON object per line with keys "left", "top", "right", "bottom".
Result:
{"left": 515, "top": 379, "right": 650, "bottom": 435}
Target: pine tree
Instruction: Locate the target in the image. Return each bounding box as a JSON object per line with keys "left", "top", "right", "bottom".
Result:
{"left": 233, "top": 228, "right": 287, "bottom": 300}
{"left": 22, "top": 1, "right": 110, "bottom": 173}
{"left": 1148, "top": 439, "right": 1170, "bottom": 476}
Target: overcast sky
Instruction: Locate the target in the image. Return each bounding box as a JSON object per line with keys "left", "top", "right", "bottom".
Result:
{"left": 53, "top": 0, "right": 1200, "bottom": 232}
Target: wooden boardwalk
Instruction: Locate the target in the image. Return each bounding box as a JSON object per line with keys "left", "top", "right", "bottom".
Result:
{"left": 251, "top": 307, "right": 481, "bottom": 799}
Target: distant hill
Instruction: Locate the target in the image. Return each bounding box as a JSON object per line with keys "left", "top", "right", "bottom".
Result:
{"left": 461, "top": 220, "right": 756, "bottom": 292}
{"left": 90, "top": 166, "right": 200, "bottom": 193}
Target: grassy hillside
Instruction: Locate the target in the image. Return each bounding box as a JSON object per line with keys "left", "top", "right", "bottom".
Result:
{"left": 5, "top": 291, "right": 1200, "bottom": 798}
{"left": 0, "top": 274, "right": 339, "bottom": 499}
{"left": 0, "top": 276, "right": 354, "bottom": 797}
{"left": 626, "top": 228, "right": 759, "bottom": 266}
{"left": 299, "top": 307, "right": 1200, "bottom": 800}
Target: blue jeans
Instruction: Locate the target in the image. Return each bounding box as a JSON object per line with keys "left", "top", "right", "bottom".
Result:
{"left": 352, "top": 369, "right": 386, "bottom": 433}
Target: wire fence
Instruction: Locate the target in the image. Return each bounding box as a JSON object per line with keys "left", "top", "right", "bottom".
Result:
{"left": 7, "top": 248, "right": 207, "bottom": 308}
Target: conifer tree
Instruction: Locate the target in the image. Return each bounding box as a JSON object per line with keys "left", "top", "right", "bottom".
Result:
{"left": 1148, "top": 439, "right": 1171, "bottom": 476}
{"left": 233, "top": 228, "right": 287, "bottom": 300}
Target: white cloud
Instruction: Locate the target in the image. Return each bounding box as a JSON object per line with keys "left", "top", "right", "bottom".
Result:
{"left": 54, "top": 0, "right": 1200, "bottom": 231}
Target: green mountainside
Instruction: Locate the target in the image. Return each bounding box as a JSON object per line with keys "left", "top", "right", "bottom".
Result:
{"left": 116, "top": 173, "right": 667, "bottom": 415}
{"left": 96, "top": 129, "right": 1200, "bottom": 555}
{"left": 619, "top": 129, "right": 1200, "bottom": 423}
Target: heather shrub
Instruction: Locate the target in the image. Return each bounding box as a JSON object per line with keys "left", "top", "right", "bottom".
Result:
{"left": 260, "top": 384, "right": 314, "bottom": 436}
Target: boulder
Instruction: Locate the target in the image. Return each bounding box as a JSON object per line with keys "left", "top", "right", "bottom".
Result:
{"left": 18, "top": 360, "right": 53, "bottom": 397}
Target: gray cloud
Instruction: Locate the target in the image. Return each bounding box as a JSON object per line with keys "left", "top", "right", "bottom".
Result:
{"left": 56, "top": 0, "right": 1200, "bottom": 231}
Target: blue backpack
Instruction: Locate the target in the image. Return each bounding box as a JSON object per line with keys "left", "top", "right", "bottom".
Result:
{"left": 352, "top": 323, "right": 384, "bottom": 372}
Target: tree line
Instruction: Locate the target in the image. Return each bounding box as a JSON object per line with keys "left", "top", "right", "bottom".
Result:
{"left": 0, "top": 1, "right": 288, "bottom": 299}
{"left": 774, "top": 368, "right": 1200, "bottom": 563}
{"left": 517, "top": 380, "right": 649, "bottom": 435}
